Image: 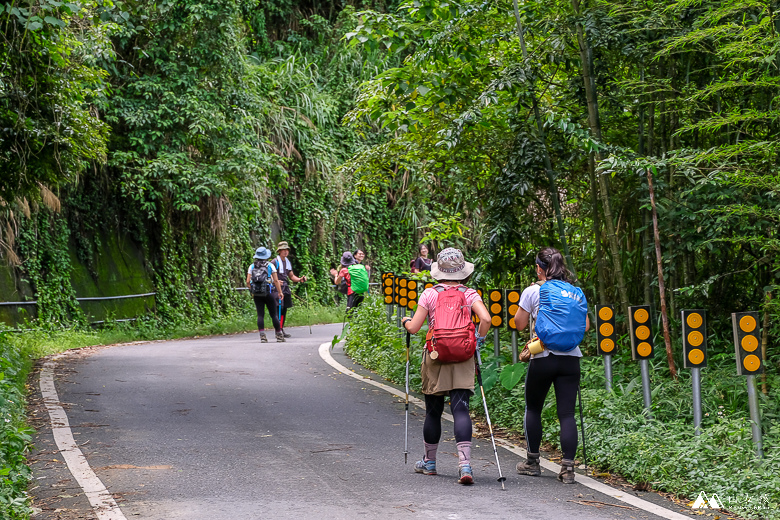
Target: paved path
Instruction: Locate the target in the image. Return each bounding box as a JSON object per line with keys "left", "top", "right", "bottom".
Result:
{"left": 28, "top": 324, "right": 704, "bottom": 519}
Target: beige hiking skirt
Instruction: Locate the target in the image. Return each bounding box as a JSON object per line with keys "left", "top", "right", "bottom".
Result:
{"left": 420, "top": 349, "right": 476, "bottom": 396}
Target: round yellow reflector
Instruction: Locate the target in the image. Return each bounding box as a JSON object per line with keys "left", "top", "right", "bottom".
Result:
{"left": 507, "top": 292, "right": 520, "bottom": 303}
{"left": 637, "top": 342, "right": 652, "bottom": 357}
{"left": 400, "top": 288, "right": 407, "bottom": 297}
{"left": 408, "top": 291, "right": 417, "bottom": 300}
{"left": 633, "top": 308, "right": 649, "bottom": 323}
{"left": 491, "top": 316, "right": 502, "bottom": 327}
{"left": 688, "top": 331, "right": 704, "bottom": 347}
{"left": 739, "top": 315, "right": 756, "bottom": 332}
{"left": 384, "top": 287, "right": 392, "bottom": 295}
{"left": 741, "top": 335, "right": 758, "bottom": 352}
{"left": 409, "top": 301, "right": 417, "bottom": 310}
{"left": 425, "top": 283, "right": 433, "bottom": 290}
{"left": 598, "top": 307, "right": 613, "bottom": 321}
{"left": 509, "top": 317, "right": 516, "bottom": 328}
{"left": 599, "top": 323, "right": 614, "bottom": 337}
{"left": 399, "top": 279, "right": 407, "bottom": 287}
{"left": 408, "top": 281, "right": 417, "bottom": 290}
{"left": 686, "top": 312, "right": 703, "bottom": 328}
{"left": 743, "top": 354, "right": 761, "bottom": 372}
{"left": 399, "top": 298, "right": 407, "bottom": 307}
{"left": 384, "top": 296, "right": 392, "bottom": 304}
{"left": 490, "top": 291, "right": 501, "bottom": 302}
{"left": 636, "top": 325, "right": 650, "bottom": 340}
{"left": 687, "top": 348, "right": 704, "bottom": 365}
{"left": 491, "top": 303, "right": 502, "bottom": 314}
{"left": 508, "top": 304, "right": 519, "bottom": 315}
{"left": 600, "top": 338, "right": 615, "bottom": 353}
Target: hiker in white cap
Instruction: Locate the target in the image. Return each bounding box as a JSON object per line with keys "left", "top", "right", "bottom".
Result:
{"left": 401, "top": 248, "right": 490, "bottom": 485}
{"left": 272, "top": 241, "right": 308, "bottom": 338}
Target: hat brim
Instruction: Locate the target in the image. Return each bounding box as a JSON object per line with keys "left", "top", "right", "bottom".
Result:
{"left": 341, "top": 257, "right": 357, "bottom": 266}
{"left": 430, "top": 261, "right": 474, "bottom": 281}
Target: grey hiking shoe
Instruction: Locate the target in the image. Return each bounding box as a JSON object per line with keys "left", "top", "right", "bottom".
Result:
{"left": 259, "top": 333, "right": 268, "bottom": 343}
{"left": 282, "top": 330, "right": 292, "bottom": 338}
{"left": 414, "top": 459, "right": 436, "bottom": 475}
{"left": 558, "top": 459, "right": 575, "bottom": 484}
{"left": 517, "top": 452, "right": 541, "bottom": 476}
{"left": 276, "top": 332, "right": 286, "bottom": 343}
{"left": 458, "top": 464, "right": 474, "bottom": 485}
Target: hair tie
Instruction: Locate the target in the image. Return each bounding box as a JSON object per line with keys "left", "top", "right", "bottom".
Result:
{"left": 535, "top": 256, "right": 548, "bottom": 269}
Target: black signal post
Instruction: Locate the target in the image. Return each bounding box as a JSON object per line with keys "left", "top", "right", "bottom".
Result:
{"left": 506, "top": 289, "right": 522, "bottom": 363}
{"left": 596, "top": 305, "right": 617, "bottom": 391}
{"left": 732, "top": 311, "right": 763, "bottom": 458}
{"left": 682, "top": 310, "right": 707, "bottom": 435}
{"left": 628, "top": 305, "right": 654, "bottom": 416}
{"left": 488, "top": 289, "right": 504, "bottom": 356}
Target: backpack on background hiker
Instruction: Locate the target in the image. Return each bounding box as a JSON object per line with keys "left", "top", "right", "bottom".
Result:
{"left": 534, "top": 279, "right": 588, "bottom": 352}
{"left": 424, "top": 286, "right": 476, "bottom": 363}
{"left": 347, "top": 264, "right": 369, "bottom": 294}
{"left": 250, "top": 260, "right": 270, "bottom": 297}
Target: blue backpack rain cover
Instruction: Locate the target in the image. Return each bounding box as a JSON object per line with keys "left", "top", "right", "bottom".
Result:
{"left": 535, "top": 279, "right": 588, "bottom": 352}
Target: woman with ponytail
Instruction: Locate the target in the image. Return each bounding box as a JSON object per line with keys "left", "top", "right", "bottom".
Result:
{"left": 512, "top": 247, "right": 589, "bottom": 484}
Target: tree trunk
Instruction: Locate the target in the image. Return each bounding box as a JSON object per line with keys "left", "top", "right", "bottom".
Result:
{"left": 511, "top": 0, "right": 577, "bottom": 280}
{"left": 762, "top": 291, "right": 771, "bottom": 395}
{"left": 570, "top": 0, "right": 629, "bottom": 314}
{"left": 589, "top": 153, "right": 607, "bottom": 303}
{"left": 648, "top": 169, "right": 677, "bottom": 380}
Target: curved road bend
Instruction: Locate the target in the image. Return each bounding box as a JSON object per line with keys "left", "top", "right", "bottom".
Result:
{"left": 28, "top": 323, "right": 703, "bottom": 519}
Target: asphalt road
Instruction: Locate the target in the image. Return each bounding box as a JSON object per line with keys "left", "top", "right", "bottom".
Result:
{"left": 28, "top": 323, "right": 701, "bottom": 519}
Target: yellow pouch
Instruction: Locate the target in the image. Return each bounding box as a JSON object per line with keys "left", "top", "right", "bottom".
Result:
{"left": 527, "top": 337, "right": 545, "bottom": 355}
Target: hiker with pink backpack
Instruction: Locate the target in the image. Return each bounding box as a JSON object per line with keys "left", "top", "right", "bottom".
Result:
{"left": 401, "top": 248, "right": 490, "bottom": 485}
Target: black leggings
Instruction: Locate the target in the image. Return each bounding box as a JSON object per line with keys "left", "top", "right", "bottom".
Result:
{"left": 423, "top": 389, "right": 472, "bottom": 444}
{"left": 253, "top": 294, "right": 281, "bottom": 333}
{"left": 524, "top": 353, "right": 581, "bottom": 460}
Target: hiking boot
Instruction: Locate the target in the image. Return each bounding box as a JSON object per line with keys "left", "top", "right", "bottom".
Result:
{"left": 458, "top": 464, "right": 474, "bottom": 485}
{"left": 558, "top": 459, "right": 575, "bottom": 484}
{"left": 282, "top": 330, "right": 291, "bottom": 338}
{"left": 414, "top": 459, "right": 436, "bottom": 475}
{"left": 259, "top": 333, "right": 268, "bottom": 343}
{"left": 276, "top": 332, "right": 286, "bottom": 343}
{"left": 516, "top": 452, "right": 541, "bottom": 476}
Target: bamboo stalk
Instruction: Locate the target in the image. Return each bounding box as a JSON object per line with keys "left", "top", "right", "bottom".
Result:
{"left": 647, "top": 168, "right": 677, "bottom": 380}
{"left": 762, "top": 291, "right": 771, "bottom": 395}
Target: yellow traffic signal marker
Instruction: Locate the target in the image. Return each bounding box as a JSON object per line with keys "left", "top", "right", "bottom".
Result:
{"left": 628, "top": 305, "right": 654, "bottom": 360}
{"left": 595, "top": 305, "right": 617, "bottom": 355}
{"left": 732, "top": 311, "right": 762, "bottom": 375}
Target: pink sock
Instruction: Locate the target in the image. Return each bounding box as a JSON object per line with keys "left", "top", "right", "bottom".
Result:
{"left": 457, "top": 441, "right": 472, "bottom": 466}
{"left": 424, "top": 442, "right": 438, "bottom": 462}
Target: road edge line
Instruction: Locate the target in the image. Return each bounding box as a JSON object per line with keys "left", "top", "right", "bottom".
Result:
{"left": 319, "top": 341, "right": 691, "bottom": 520}
{"left": 40, "top": 356, "right": 127, "bottom": 520}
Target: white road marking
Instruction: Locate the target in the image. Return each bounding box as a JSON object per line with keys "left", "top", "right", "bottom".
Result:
{"left": 40, "top": 356, "right": 127, "bottom": 520}
{"left": 319, "top": 342, "right": 691, "bottom": 520}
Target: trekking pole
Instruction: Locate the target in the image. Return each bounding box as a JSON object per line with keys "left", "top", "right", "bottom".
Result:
{"left": 404, "top": 331, "right": 410, "bottom": 464}
{"left": 578, "top": 386, "right": 588, "bottom": 475}
{"left": 475, "top": 347, "right": 506, "bottom": 490}
{"left": 304, "top": 285, "right": 312, "bottom": 334}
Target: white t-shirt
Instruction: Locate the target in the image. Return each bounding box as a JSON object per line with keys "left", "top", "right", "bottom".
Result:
{"left": 519, "top": 281, "right": 582, "bottom": 359}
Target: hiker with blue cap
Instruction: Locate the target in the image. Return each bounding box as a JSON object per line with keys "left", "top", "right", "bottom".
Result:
{"left": 245, "top": 246, "right": 285, "bottom": 343}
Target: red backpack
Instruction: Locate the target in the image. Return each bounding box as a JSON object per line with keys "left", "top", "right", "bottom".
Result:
{"left": 425, "top": 285, "right": 477, "bottom": 363}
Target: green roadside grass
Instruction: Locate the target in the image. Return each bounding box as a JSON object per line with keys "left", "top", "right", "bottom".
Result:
{"left": 344, "top": 296, "right": 780, "bottom": 520}
{"left": 0, "top": 302, "right": 344, "bottom": 519}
